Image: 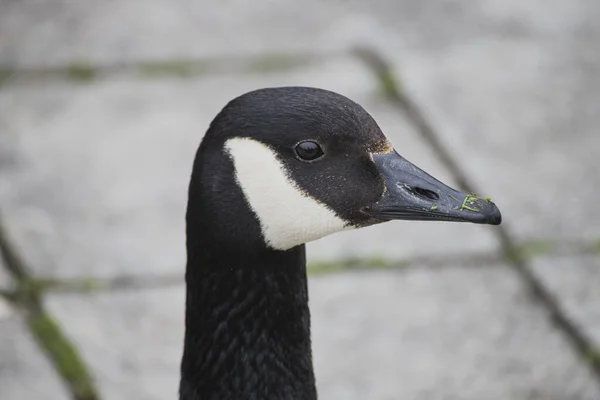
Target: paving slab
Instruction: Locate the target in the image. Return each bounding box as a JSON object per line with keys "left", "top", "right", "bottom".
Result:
{"left": 377, "top": 1, "right": 600, "bottom": 243}
{"left": 0, "top": 294, "right": 13, "bottom": 320}
{"left": 311, "top": 266, "right": 600, "bottom": 400}
{"left": 0, "top": 254, "right": 11, "bottom": 291}
{"left": 5, "top": 0, "right": 588, "bottom": 68}
{"left": 530, "top": 254, "right": 600, "bottom": 349}
{"left": 0, "top": 241, "right": 12, "bottom": 317}
{"left": 0, "top": 58, "right": 497, "bottom": 280}
{"left": 0, "top": 313, "right": 71, "bottom": 400}
{"left": 46, "top": 287, "right": 184, "bottom": 400}
{"left": 0, "top": 0, "right": 378, "bottom": 67}
{"left": 46, "top": 264, "right": 600, "bottom": 400}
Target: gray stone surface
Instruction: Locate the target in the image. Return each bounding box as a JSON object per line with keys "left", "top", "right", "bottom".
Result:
{"left": 380, "top": 1, "right": 600, "bottom": 243}
{"left": 0, "top": 245, "right": 12, "bottom": 321}
{"left": 46, "top": 288, "right": 184, "bottom": 400}
{"left": 530, "top": 254, "right": 600, "bottom": 348}
{"left": 311, "top": 267, "right": 600, "bottom": 400}
{"left": 0, "top": 314, "right": 70, "bottom": 400}
{"left": 46, "top": 264, "right": 600, "bottom": 400}
{"left": 0, "top": 295, "right": 13, "bottom": 321}
{"left": 0, "top": 58, "right": 497, "bottom": 280}
{"left": 4, "top": 1, "right": 594, "bottom": 68}
{"left": 0, "top": 0, "right": 364, "bottom": 67}
{"left": 0, "top": 256, "right": 11, "bottom": 291}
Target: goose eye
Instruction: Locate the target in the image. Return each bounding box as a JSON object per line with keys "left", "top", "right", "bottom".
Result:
{"left": 295, "top": 141, "right": 324, "bottom": 161}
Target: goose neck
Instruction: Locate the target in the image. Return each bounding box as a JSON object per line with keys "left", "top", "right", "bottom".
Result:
{"left": 180, "top": 244, "right": 316, "bottom": 400}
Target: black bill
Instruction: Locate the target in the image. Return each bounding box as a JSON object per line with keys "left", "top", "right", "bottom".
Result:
{"left": 366, "top": 151, "right": 502, "bottom": 225}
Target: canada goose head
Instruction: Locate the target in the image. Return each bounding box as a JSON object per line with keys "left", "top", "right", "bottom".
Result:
{"left": 189, "top": 86, "right": 501, "bottom": 252}
{"left": 181, "top": 86, "right": 502, "bottom": 400}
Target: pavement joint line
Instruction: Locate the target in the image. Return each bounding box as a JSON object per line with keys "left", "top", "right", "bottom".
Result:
{"left": 18, "top": 244, "right": 589, "bottom": 296}
{"left": 510, "top": 238, "right": 600, "bottom": 261}
{"left": 23, "top": 250, "right": 500, "bottom": 295}
{"left": 354, "top": 46, "right": 600, "bottom": 383}
{"left": 0, "top": 50, "right": 348, "bottom": 87}
{"left": 2, "top": 235, "right": 597, "bottom": 296}
{"left": 0, "top": 212, "right": 29, "bottom": 280}
{"left": 0, "top": 289, "right": 13, "bottom": 301}
{"left": 0, "top": 213, "right": 101, "bottom": 400}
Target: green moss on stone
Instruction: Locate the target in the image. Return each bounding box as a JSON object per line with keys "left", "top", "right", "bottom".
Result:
{"left": 15, "top": 278, "right": 49, "bottom": 305}
{"left": 246, "top": 54, "right": 301, "bottom": 73}
{"left": 506, "top": 239, "right": 556, "bottom": 263}
{"left": 588, "top": 239, "right": 600, "bottom": 255}
{"left": 584, "top": 348, "right": 600, "bottom": 366}
{"left": 28, "top": 311, "right": 99, "bottom": 400}
{"left": 308, "top": 256, "right": 410, "bottom": 276}
{"left": 308, "top": 261, "right": 346, "bottom": 276}
{"left": 66, "top": 63, "right": 96, "bottom": 82}
{"left": 0, "top": 67, "right": 15, "bottom": 85}
{"left": 79, "top": 278, "right": 102, "bottom": 292}
{"left": 138, "top": 60, "right": 196, "bottom": 78}
{"left": 378, "top": 69, "right": 399, "bottom": 98}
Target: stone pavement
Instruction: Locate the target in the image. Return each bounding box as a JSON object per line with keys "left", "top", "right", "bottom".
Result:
{"left": 1, "top": 1, "right": 599, "bottom": 400}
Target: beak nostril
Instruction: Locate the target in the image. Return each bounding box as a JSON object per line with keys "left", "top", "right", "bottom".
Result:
{"left": 412, "top": 187, "right": 440, "bottom": 201}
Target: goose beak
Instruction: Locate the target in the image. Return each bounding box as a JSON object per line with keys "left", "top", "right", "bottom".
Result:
{"left": 366, "top": 151, "right": 502, "bottom": 225}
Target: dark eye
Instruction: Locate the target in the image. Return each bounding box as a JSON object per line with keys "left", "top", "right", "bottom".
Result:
{"left": 295, "top": 141, "right": 324, "bottom": 161}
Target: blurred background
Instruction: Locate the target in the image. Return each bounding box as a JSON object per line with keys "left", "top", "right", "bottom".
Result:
{"left": 1, "top": 1, "right": 599, "bottom": 399}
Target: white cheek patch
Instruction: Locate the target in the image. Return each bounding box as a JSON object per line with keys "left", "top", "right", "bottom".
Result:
{"left": 225, "top": 137, "right": 352, "bottom": 250}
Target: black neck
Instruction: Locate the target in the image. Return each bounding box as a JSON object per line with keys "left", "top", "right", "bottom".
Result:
{"left": 180, "top": 246, "right": 316, "bottom": 400}
{"left": 180, "top": 244, "right": 316, "bottom": 400}
{"left": 180, "top": 147, "right": 316, "bottom": 400}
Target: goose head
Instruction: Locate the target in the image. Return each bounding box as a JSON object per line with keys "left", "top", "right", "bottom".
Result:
{"left": 189, "top": 86, "right": 501, "bottom": 252}
{"left": 182, "top": 86, "right": 502, "bottom": 400}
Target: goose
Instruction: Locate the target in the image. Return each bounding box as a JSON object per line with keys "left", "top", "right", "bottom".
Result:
{"left": 180, "top": 86, "right": 501, "bottom": 400}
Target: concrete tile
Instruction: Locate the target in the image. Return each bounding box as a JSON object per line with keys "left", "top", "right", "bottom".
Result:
{"left": 530, "top": 254, "right": 600, "bottom": 348}
{"left": 0, "top": 313, "right": 71, "bottom": 400}
{"left": 46, "top": 288, "right": 185, "bottom": 400}
{"left": 5, "top": 0, "right": 591, "bottom": 67}
{"left": 311, "top": 266, "right": 600, "bottom": 400}
{"left": 0, "top": 58, "right": 497, "bottom": 279}
{"left": 0, "top": 0, "right": 372, "bottom": 67}
{"left": 0, "top": 255, "right": 12, "bottom": 291}
{"left": 0, "top": 295, "right": 13, "bottom": 321}
{"left": 324, "top": 0, "right": 597, "bottom": 51}
{"left": 379, "top": 1, "right": 600, "bottom": 242}
{"left": 47, "top": 264, "right": 600, "bottom": 400}
{"left": 0, "top": 230, "right": 12, "bottom": 318}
